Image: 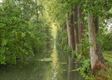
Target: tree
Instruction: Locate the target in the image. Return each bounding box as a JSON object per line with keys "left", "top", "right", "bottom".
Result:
{"left": 0, "top": 0, "right": 52, "bottom": 64}
{"left": 88, "top": 13, "right": 106, "bottom": 78}
{"left": 66, "top": 8, "right": 76, "bottom": 80}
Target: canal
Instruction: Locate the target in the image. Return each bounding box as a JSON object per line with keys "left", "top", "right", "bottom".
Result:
{"left": 0, "top": 23, "right": 83, "bottom": 80}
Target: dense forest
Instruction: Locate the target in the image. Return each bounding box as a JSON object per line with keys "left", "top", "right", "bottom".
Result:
{"left": 0, "top": 0, "right": 112, "bottom": 80}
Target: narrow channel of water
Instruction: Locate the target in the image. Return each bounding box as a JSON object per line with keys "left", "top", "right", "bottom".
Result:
{"left": 51, "top": 47, "right": 59, "bottom": 80}
{"left": 0, "top": 22, "right": 83, "bottom": 80}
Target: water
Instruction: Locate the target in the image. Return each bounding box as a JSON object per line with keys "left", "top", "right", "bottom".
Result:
{"left": 0, "top": 61, "right": 51, "bottom": 80}
{"left": 0, "top": 22, "right": 83, "bottom": 80}
{"left": 0, "top": 48, "right": 83, "bottom": 80}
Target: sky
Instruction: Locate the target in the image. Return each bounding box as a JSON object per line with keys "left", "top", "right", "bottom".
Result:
{"left": 107, "top": 19, "right": 112, "bottom": 32}
{"left": 0, "top": 0, "right": 2, "bottom": 3}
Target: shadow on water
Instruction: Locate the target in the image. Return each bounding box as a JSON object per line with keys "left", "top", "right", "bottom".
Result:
{"left": 58, "top": 64, "right": 83, "bottom": 80}
{"left": 0, "top": 47, "right": 83, "bottom": 80}
{"left": 0, "top": 61, "right": 51, "bottom": 80}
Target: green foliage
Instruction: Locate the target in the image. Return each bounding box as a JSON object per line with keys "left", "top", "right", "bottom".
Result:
{"left": 102, "top": 32, "right": 112, "bottom": 51}
{"left": 56, "top": 25, "right": 70, "bottom": 61}
{"left": 40, "top": 0, "right": 80, "bottom": 25}
{"left": 0, "top": 0, "right": 52, "bottom": 64}
{"left": 78, "top": 59, "right": 95, "bottom": 80}
{"left": 97, "top": 25, "right": 112, "bottom": 51}
{"left": 82, "top": 0, "right": 112, "bottom": 16}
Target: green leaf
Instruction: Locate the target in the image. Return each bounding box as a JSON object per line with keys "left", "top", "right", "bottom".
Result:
{"left": 1, "top": 39, "right": 8, "bottom": 46}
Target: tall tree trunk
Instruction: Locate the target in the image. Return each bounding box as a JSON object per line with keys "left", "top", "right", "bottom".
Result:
{"left": 94, "top": 16, "right": 105, "bottom": 70}
{"left": 77, "top": 4, "right": 84, "bottom": 54}
{"left": 66, "top": 5, "right": 84, "bottom": 80}
{"left": 74, "top": 4, "right": 84, "bottom": 54}
{"left": 74, "top": 6, "right": 79, "bottom": 53}
{"left": 66, "top": 9, "right": 76, "bottom": 80}
{"left": 66, "top": 13, "right": 75, "bottom": 50}
{"left": 77, "top": 4, "right": 84, "bottom": 42}
{"left": 88, "top": 13, "right": 105, "bottom": 74}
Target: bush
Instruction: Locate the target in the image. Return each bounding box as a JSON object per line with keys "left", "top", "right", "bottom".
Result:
{"left": 0, "top": 1, "right": 52, "bottom": 64}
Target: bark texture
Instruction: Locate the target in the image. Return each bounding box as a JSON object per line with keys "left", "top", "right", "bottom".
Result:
{"left": 88, "top": 13, "right": 105, "bottom": 73}
{"left": 67, "top": 5, "right": 84, "bottom": 80}
{"left": 66, "top": 12, "right": 76, "bottom": 50}
{"left": 66, "top": 10, "right": 76, "bottom": 80}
